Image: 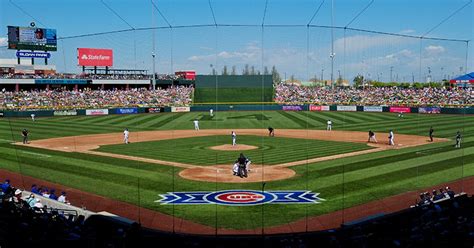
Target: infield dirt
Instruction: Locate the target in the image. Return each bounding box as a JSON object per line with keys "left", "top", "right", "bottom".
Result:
{"left": 18, "top": 129, "right": 448, "bottom": 183}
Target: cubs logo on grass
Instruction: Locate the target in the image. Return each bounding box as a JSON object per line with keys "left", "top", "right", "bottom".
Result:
{"left": 156, "top": 190, "right": 324, "bottom": 206}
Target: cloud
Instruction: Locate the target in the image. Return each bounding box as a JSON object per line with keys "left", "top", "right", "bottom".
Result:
{"left": 187, "top": 43, "right": 260, "bottom": 62}
{"left": 425, "top": 45, "right": 445, "bottom": 55}
{"left": 333, "top": 34, "right": 417, "bottom": 54}
{"left": 0, "top": 37, "right": 7, "bottom": 46}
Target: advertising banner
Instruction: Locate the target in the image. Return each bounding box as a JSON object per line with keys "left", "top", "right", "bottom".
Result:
{"left": 309, "top": 104, "right": 329, "bottom": 111}
{"left": 363, "top": 106, "right": 383, "bottom": 112}
{"left": 53, "top": 110, "right": 77, "bottom": 116}
{"left": 116, "top": 108, "right": 138, "bottom": 114}
{"left": 389, "top": 106, "right": 411, "bottom": 113}
{"left": 336, "top": 105, "right": 357, "bottom": 112}
{"left": 282, "top": 105, "right": 303, "bottom": 111}
{"left": 35, "top": 79, "right": 88, "bottom": 85}
{"left": 0, "top": 112, "right": 3, "bottom": 118}
{"left": 171, "top": 106, "right": 190, "bottom": 113}
{"left": 78, "top": 48, "right": 113, "bottom": 67}
{"left": 86, "top": 109, "right": 109, "bottom": 116}
{"left": 309, "top": 105, "right": 330, "bottom": 111}
{"left": 16, "top": 51, "right": 51, "bottom": 59}
{"left": 147, "top": 107, "right": 162, "bottom": 113}
{"left": 419, "top": 107, "right": 441, "bottom": 114}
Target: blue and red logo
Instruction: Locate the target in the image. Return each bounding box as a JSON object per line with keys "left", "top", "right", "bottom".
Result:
{"left": 156, "top": 190, "right": 323, "bottom": 206}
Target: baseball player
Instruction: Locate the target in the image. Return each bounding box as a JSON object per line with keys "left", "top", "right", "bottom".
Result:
{"left": 21, "top": 129, "right": 29, "bottom": 144}
{"left": 193, "top": 119, "right": 199, "bottom": 131}
{"left": 231, "top": 131, "right": 236, "bottom": 146}
{"left": 429, "top": 127, "right": 434, "bottom": 142}
{"left": 235, "top": 153, "right": 248, "bottom": 178}
{"left": 232, "top": 162, "right": 239, "bottom": 176}
{"left": 455, "top": 131, "right": 462, "bottom": 148}
{"left": 368, "top": 130, "right": 377, "bottom": 143}
{"left": 123, "top": 128, "right": 130, "bottom": 144}
{"left": 30, "top": 113, "right": 35, "bottom": 122}
{"left": 210, "top": 108, "right": 214, "bottom": 117}
{"left": 268, "top": 127, "right": 274, "bottom": 137}
{"left": 245, "top": 157, "right": 252, "bottom": 173}
{"left": 327, "top": 120, "right": 332, "bottom": 131}
{"left": 388, "top": 130, "right": 395, "bottom": 146}
{"left": 398, "top": 112, "right": 404, "bottom": 118}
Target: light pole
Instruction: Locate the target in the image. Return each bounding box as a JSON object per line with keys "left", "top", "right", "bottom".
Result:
{"left": 330, "top": 52, "right": 335, "bottom": 88}
{"left": 337, "top": 70, "right": 341, "bottom": 86}
{"left": 152, "top": 53, "right": 156, "bottom": 90}
{"left": 321, "top": 69, "right": 324, "bottom": 85}
{"left": 390, "top": 66, "right": 393, "bottom": 82}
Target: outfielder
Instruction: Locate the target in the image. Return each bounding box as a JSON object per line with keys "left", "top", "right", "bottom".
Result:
{"left": 231, "top": 131, "right": 236, "bottom": 146}
{"left": 30, "top": 113, "right": 35, "bottom": 122}
{"left": 123, "top": 128, "right": 129, "bottom": 144}
{"left": 455, "top": 131, "right": 462, "bottom": 148}
{"left": 388, "top": 130, "right": 394, "bottom": 146}
{"left": 193, "top": 119, "right": 200, "bottom": 131}
{"left": 327, "top": 120, "right": 332, "bottom": 131}
{"left": 210, "top": 108, "right": 214, "bottom": 117}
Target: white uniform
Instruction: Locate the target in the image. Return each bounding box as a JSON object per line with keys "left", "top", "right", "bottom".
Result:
{"left": 232, "top": 163, "right": 239, "bottom": 175}
{"left": 327, "top": 120, "right": 332, "bottom": 131}
{"left": 245, "top": 159, "right": 252, "bottom": 172}
{"left": 210, "top": 108, "right": 214, "bottom": 117}
{"left": 124, "top": 130, "right": 129, "bottom": 144}
{"left": 31, "top": 113, "right": 35, "bottom": 121}
{"left": 389, "top": 131, "right": 394, "bottom": 145}
{"left": 194, "top": 120, "right": 199, "bottom": 130}
{"left": 231, "top": 131, "right": 236, "bottom": 146}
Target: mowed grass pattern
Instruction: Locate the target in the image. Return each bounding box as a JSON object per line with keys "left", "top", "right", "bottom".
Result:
{"left": 0, "top": 111, "right": 473, "bottom": 229}
{"left": 96, "top": 135, "right": 372, "bottom": 165}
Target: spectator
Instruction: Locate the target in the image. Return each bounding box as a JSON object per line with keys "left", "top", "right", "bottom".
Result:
{"left": 57, "top": 192, "right": 69, "bottom": 204}
{"left": 1, "top": 179, "right": 11, "bottom": 193}
{"left": 31, "top": 184, "right": 40, "bottom": 194}
{"left": 49, "top": 189, "right": 58, "bottom": 200}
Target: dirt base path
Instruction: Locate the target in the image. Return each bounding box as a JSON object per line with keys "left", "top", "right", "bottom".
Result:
{"left": 1, "top": 168, "right": 472, "bottom": 235}
{"left": 18, "top": 129, "right": 448, "bottom": 183}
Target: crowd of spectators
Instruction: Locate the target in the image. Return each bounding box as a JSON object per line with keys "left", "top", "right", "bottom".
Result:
{"left": 274, "top": 83, "right": 473, "bottom": 106}
{"left": 0, "top": 86, "right": 194, "bottom": 110}
{"left": 0, "top": 73, "right": 189, "bottom": 81}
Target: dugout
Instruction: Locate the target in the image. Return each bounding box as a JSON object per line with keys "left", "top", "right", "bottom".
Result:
{"left": 193, "top": 75, "right": 274, "bottom": 103}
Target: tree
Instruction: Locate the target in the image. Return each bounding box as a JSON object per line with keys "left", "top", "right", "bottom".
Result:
{"left": 336, "top": 75, "right": 343, "bottom": 86}
{"left": 212, "top": 68, "right": 217, "bottom": 75}
{"left": 243, "top": 64, "right": 250, "bottom": 75}
{"left": 353, "top": 74, "right": 364, "bottom": 87}
{"left": 250, "top": 66, "right": 256, "bottom": 75}
{"left": 222, "top": 65, "right": 229, "bottom": 75}
{"left": 263, "top": 66, "right": 269, "bottom": 75}
{"left": 271, "top": 65, "right": 281, "bottom": 83}
{"left": 231, "top": 65, "right": 237, "bottom": 75}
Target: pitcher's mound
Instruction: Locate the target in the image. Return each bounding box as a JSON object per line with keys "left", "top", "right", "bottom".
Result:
{"left": 210, "top": 144, "right": 258, "bottom": 151}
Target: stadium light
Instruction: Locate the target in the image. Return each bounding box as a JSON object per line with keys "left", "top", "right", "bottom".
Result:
{"left": 152, "top": 53, "right": 156, "bottom": 90}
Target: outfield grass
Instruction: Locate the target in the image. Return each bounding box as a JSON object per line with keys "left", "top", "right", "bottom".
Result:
{"left": 96, "top": 135, "right": 372, "bottom": 165}
{"left": 0, "top": 111, "right": 473, "bottom": 229}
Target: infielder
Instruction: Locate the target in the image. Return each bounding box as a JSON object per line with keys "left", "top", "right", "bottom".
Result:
{"left": 193, "top": 119, "right": 199, "bottom": 131}
{"left": 429, "top": 127, "right": 434, "bottom": 142}
{"left": 210, "top": 108, "right": 214, "bottom": 117}
{"left": 455, "top": 131, "right": 462, "bottom": 148}
{"left": 231, "top": 131, "right": 236, "bottom": 146}
{"left": 327, "top": 120, "right": 332, "bottom": 131}
{"left": 268, "top": 127, "right": 274, "bottom": 137}
{"left": 368, "top": 130, "right": 377, "bottom": 143}
{"left": 31, "top": 113, "right": 35, "bottom": 122}
{"left": 388, "top": 130, "right": 394, "bottom": 146}
{"left": 21, "top": 129, "right": 29, "bottom": 144}
{"left": 123, "top": 128, "right": 129, "bottom": 144}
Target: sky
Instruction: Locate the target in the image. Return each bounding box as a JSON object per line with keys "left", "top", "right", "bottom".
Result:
{"left": 0, "top": 0, "right": 472, "bottom": 82}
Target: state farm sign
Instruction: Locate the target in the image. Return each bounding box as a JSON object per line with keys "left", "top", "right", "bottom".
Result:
{"left": 78, "top": 48, "right": 113, "bottom": 67}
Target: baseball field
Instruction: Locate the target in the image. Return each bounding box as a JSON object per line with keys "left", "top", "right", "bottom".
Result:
{"left": 0, "top": 110, "right": 472, "bottom": 232}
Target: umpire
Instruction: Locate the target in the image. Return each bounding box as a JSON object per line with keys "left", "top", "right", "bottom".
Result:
{"left": 21, "top": 129, "right": 29, "bottom": 144}
{"left": 236, "top": 153, "right": 248, "bottom": 178}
